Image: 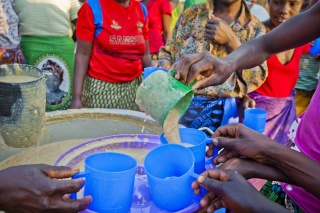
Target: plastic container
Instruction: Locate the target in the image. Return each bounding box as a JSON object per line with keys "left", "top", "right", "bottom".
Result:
{"left": 144, "top": 67, "right": 168, "bottom": 79}
{"left": 136, "top": 70, "right": 194, "bottom": 126}
{"left": 71, "top": 152, "right": 137, "bottom": 213}
{"left": 144, "top": 144, "right": 197, "bottom": 211}
{"left": 310, "top": 38, "right": 320, "bottom": 56}
{"left": 160, "top": 128, "right": 218, "bottom": 174}
{"left": 243, "top": 108, "right": 267, "bottom": 133}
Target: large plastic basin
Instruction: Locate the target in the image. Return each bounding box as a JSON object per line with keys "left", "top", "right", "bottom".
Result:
{"left": 0, "top": 109, "right": 162, "bottom": 169}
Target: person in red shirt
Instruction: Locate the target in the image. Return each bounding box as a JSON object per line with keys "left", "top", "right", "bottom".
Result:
{"left": 142, "top": 0, "right": 172, "bottom": 61}
{"left": 70, "top": 0, "right": 151, "bottom": 110}
{"left": 238, "top": 0, "right": 309, "bottom": 145}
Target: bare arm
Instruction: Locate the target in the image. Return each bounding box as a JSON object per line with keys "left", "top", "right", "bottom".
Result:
{"left": 141, "top": 40, "right": 151, "bottom": 68}
{"left": 212, "top": 124, "right": 320, "bottom": 199}
{"left": 174, "top": 4, "right": 320, "bottom": 89}
{"left": 70, "top": 39, "right": 93, "bottom": 109}
{"left": 226, "top": 4, "right": 320, "bottom": 75}
{"left": 264, "top": 142, "right": 320, "bottom": 199}
{"left": 219, "top": 158, "right": 292, "bottom": 183}
{"left": 162, "top": 14, "right": 172, "bottom": 43}
{"left": 169, "top": 0, "right": 179, "bottom": 10}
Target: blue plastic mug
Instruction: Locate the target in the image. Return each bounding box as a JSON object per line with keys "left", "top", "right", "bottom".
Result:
{"left": 143, "top": 67, "right": 168, "bottom": 79}
{"left": 160, "top": 128, "right": 219, "bottom": 174}
{"left": 144, "top": 144, "right": 198, "bottom": 211}
{"left": 310, "top": 38, "right": 320, "bottom": 56}
{"left": 243, "top": 108, "right": 267, "bottom": 133}
{"left": 70, "top": 152, "right": 137, "bottom": 213}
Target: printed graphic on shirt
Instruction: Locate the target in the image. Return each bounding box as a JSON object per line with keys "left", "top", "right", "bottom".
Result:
{"left": 286, "top": 117, "right": 302, "bottom": 152}
{"left": 111, "top": 20, "right": 121, "bottom": 30}
{"left": 109, "top": 35, "right": 145, "bottom": 45}
{"left": 136, "top": 21, "right": 143, "bottom": 32}
{"left": 34, "top": 54, "right": 71, "bottom": 110}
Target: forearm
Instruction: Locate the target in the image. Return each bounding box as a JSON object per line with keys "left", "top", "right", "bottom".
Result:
{"left": 225, "top": 35, "right": 242, "bottom": 54}
{"left": 162, "top": 14, "right": 172, "bottom": 43}
{"left": 223, "top": 36, "right": 271, "bottom": 78}
{"left": 163, "top": 31, "right": 171, "bottom": 44}
{"left": 142, "top": 40, "right": 151, "bottom": 68}
{"left": 245, "top": 162, "right": 292, "bottom": 184}
{"left": 225, "top": 4, "right": 320, "bottom": 75}
{"left": 72, "top": 52, "right": 90, "bottom": 100}
{"left": 264, "top": 143, "right": 320, "bottom": 199}
{"left": 256, "top": 199, "right": 290, "bottom": 213}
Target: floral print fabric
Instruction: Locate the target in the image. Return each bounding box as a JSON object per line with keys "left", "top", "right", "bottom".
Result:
{"left": 0, "top": 0, "right": 20, "bottom": 49}
{"left": 159, "top": 0, "right": 267, "bottom": 98}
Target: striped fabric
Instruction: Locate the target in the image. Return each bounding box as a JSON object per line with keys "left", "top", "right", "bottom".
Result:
{"left": 296, "top": 54, "right": 320, "bottom": 91}
{"left": 82, "top": 75, "right": 143, "bottom": 110}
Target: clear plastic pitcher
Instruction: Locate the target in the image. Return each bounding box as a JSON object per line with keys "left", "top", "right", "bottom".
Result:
{"left": 0, "top": 64, "right": 46, "bottom": 148}
{"left": 136, "top": 70, "right": 194, "bottom": 126}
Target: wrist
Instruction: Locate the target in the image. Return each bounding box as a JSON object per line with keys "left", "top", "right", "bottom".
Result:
{"left": 262, "top": 141, "right": 285, "bottom": 167}
{"left": 221, "top": 58, "right": 236, "bottom": 77}
{"left": 226, "top": 37, "right": 241, "bottom": 53}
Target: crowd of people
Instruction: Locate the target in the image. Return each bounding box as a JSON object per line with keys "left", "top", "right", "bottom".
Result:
{"left": 0, "top": 0, "right": 320, "bottom": 212}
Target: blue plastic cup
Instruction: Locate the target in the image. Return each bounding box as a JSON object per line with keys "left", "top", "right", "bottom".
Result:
{"left": 143, "top": 67, "right": 168, "bottom": 79}
{"left": 160, "top": 128, "right": 218, "bottom": 174}
{"left": 243, "top": 108, "right": 267, "bottom": 133}
{"left": 144, "top": 144, "right": 198, "bottom": 211}
{"left": 310, "top": 38, "right": 320, "bottom": 56}
{"left": 70, "top": 152, "right": 137, "bottom": 213}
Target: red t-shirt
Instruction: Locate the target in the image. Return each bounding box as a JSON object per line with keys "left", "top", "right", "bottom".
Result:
{"left": 256, "top": 43, "right": 310, "bottom": 97}
{"left": 76, "top": 0, "right": 148, "bottom": 83}
{"left": 145, "top": 0, "right": 172, "bottom": 54}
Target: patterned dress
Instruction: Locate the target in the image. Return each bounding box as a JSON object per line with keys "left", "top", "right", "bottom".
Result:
{"left": 0, "top": 0, "right": 25, "bottom": 65}
{"left": 158, "top": 0, "right": 267, "bottom": 131}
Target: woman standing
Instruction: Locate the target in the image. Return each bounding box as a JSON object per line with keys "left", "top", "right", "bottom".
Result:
{"left": 13, "top": 0, "right": 80, "bottom": 111}
{"left": 142, "top": 0, "right": 172, "bottom": 61}
{"left": 239, "top": 0, "right": 309, "bottom": 145}
{"left": 70, "top": 0, "right": 151, "bottom": 110}
{"left": 156, "top": 0, "right": 267, "bottom": 132}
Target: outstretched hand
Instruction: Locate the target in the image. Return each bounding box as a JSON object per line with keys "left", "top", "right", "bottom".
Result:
{"left": 191, "top": 169, "right": 288, "bottom": 213}
{"left": 0, "top": 164, "right": 92, "bottom": 213}
{"left": 206, "top": 123, "right": 275, "bottom": 165}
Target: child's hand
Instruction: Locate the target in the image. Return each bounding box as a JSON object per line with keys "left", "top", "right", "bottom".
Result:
{"left": 240, "top": 95, "right": 256, "bottom": 110}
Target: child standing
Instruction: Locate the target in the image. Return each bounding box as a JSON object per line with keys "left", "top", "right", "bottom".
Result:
{"left": 239, "top": 0, "right": 309, "bottom": 145}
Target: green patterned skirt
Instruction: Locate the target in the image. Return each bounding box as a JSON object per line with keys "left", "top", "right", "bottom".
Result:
{"left": 260, "top": 181, "right": 304, "bottom": 213}
{"left": 20, "top": 36, "right": 75, "bottom": 111}
{"left": 82, "top": 75, "right": 143, "bottom": 110}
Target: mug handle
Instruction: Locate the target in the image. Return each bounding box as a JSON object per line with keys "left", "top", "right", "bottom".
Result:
{"left": 198, "top": 127, "right": 219, "bottom": 165}
{"left": 189, "top": 172, "right": 208, "bottom": 197}
{"left": 70, "top": 172, "right": 87, "bottom": 200}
